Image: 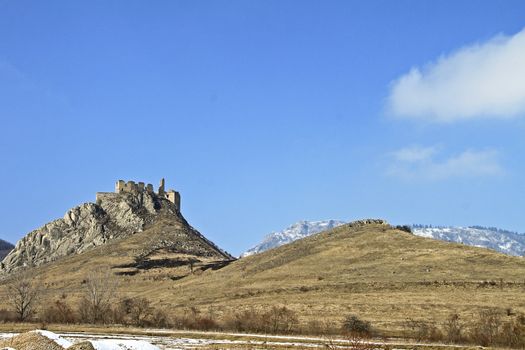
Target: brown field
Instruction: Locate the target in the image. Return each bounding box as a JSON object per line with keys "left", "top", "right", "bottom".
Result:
{"left": 1, "top": 221, "right": 525, "bottom": 337}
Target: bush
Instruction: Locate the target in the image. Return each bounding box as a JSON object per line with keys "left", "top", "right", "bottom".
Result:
{"left": 119, "top": 298, "right": 154, "bottom": 327}
{"left": 404, "top": 319, "right": 442, "bottom": 342}
{"left": 41, "top": 300, "right": 77, "bottom": 324}
{"left": 150, "top": 308, "right": 172, "bottom": 328}
{"left": 468, "top": 309, "right": 502, "bottom": 347}
{"left": 342, "top": 315, "right": 371, "bottom": 336}
{"left": 499, "top": 317, "right": 524, "bottom": 348}
{"left": 263, "top": 306, "right": 299, "bottom": 334}
{"left": 443, "top": 313, "right": 463, "bottom": 343}
{"left": 0, "top": 309, "right": 17, "bottom": 323}
{"left": 222, "top": 308, "right": 265, "bottom": 332}
{"left": 220, "top": 307, "right": 299, "bottom": 334}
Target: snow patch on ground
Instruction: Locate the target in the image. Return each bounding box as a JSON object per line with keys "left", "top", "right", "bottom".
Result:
{"left": 33, "top": 330, "right": 73, "bottom": 348}
{"left": 89, "top": 339, "right": 160, "bottom": 350}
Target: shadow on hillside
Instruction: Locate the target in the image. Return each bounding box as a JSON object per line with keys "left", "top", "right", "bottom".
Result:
{"left": 112, "top": 258, "right": 233, "bottom": 277}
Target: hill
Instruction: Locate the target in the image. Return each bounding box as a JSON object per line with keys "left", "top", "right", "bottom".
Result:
{"left": 0, "top": 178, "right": 233, "bottom": 274}
{"left": 242, "top": 219, "right": 345, "bottom": 257}
{"left": 243, "top": 220, "right": 525, "bottom": 257}
{"left": 0, "top": 239, "right": 14, "bottom": 261}
{"left": 1, "top": 219, "right": 524, "bottom": 336}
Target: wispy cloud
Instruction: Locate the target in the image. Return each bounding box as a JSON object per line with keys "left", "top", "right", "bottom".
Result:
{"left": 387, "top": 146, "right": 503, "bottom": 180}
{"left": 387, "top": 28, "right": 525, "bottom": 122}
{"left": 391, "top": 145, "right": 438, "bottom": 162}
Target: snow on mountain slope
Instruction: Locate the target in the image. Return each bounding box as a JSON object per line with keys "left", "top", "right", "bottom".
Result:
{"left": 412, "top": 225, "right": 525, "bottom": 256}
{"left": 242, "top": 220, "right": 525, "bottom": 257}
{"left": 241, "top": 220, "right": 345, "bottom": 257}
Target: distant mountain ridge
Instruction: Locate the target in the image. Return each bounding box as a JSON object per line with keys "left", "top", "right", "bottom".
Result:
{"left": 242, "top": 220, "right": 346, "bottom": 257}
{"left": 243, "top": 221, "right": 525, "bottom": 257}
{"left": 0, "top": 239, "right": 14, "bottom": 261}
{"left": 412, "top": 225, "right": 525, "bottom": 257}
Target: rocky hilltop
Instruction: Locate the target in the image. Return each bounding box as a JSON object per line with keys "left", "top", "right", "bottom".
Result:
{"left": 0, "top": 239, "right": 14, "bottom": 261}
{"left": 0, "top": 179, "right": 233, "bottom": 273}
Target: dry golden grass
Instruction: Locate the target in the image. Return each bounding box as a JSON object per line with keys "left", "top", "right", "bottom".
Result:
{"left": 1, "top": 222, "right": 524, "bottom": 337}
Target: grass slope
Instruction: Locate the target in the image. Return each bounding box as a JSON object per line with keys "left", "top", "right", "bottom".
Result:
{"left": 1, "top": 222, "right": 524, "bottom": 335}
{"left": 169, "top": 223, "right": 525, "bottom": 333}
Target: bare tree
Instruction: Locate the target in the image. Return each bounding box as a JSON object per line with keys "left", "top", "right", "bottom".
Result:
{"left": 7, "top": 274, "right": 40, "bottom": 321}
{"left": 79, "top": 268, "right": 119, "bottom": 323}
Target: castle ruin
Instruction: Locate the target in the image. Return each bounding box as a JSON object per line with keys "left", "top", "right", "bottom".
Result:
{"left": 96, "top": 178, "right": 181, "bottom": 210}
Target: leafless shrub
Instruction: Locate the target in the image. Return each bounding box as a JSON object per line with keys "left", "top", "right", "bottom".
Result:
{"left": 443, "top": 313, "right": 463, "bottom": 343}
{"left": 342, "top": 315, "right": 371, "bottom": 336}
{"left": 404, "top": 318, "right": 442, "bottom": 342}
{"left": 6, "top": 274, "right": 40, "bottom": 321}
{"left": 222, "top": 308, "right": 265, "bottom": 332}
{"left": 303, "top": 319, "right": 339, "bottom": 335}
{"left": 173, "top": 307, "right": 220, "bottom": 331}
{"left": 499, "top": 316, "right": 524, "bottom": 348}
{"left": 345, "top": 332, "right": 376, "bottom": 350}
{"left": 217, "top": 306, "right": 299, "bottom": 334}
{"left": 263, "top": 306, "right": 298, "bottom": 334}
{"left": 41, "top": 299, "right": 77, "bottom": 324}
{"left": 127, "top": 297, "right": 153, "bottom": 326}
{"left": 150, "top": 308, "right": 171, "bottom": 328}
{"left": 0, "top": 308, "right": 17, "bottom": 322}
{"left": 467, "top": 309, "right": 502, "bottom": 347}
{"left": 77, "top": 269, "right": 119, "bottom": 324}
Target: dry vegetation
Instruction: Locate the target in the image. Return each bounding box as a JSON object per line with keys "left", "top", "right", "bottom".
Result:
{"left": 1, "top": 222, "right": 525, "bottom": 347}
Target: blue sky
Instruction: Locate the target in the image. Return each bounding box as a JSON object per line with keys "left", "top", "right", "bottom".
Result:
{"left": 1, "top": 1, "right": 525, "bottom": 255}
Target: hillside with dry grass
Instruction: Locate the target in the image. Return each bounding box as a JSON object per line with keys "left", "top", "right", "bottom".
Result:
{"left": 1, "top": 220, "right": 524, "bottom": 337}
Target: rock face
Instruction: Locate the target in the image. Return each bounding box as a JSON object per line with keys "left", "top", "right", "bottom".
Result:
{"left": 0, "top": 239, "right": 14, "bottom": 261}
{"left": 1, "top": 186, "right": 232, "bottom": 274}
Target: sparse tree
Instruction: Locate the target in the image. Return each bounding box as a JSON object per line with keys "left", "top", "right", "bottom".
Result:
{"left": 7, "top": 274, "right": 40, "bottom": 321}
{"left": 264, "top": 306, "right": 299, "bottom": 334}
{"left": 79, "top": 268, "right": 119, "bottom": 323}
{"left": 128, "top": 297, "right": 153, "bottom": 326}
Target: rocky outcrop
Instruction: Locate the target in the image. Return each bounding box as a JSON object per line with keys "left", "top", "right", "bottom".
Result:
{"left": 0, "top": 239, "right": 14, "bottom": 261}
{"left": 0, "top": 190, "right": 230, "bottom": 274}
{"left": 344, "top": 218, "right": 389, "bottom": 228}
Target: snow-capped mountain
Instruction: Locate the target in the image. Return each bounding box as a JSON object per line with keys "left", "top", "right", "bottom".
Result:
{"left": 241, "top": 220, "right": 346, "bottom": 257}
{"left": 242, "top": 220, "right": 525, "bottom": 257}
{"left": 412, "top": 225, "right": 525, "bottom": 257}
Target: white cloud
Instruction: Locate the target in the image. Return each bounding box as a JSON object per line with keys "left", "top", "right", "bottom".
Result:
{"left": 391, "top": 145, "right": 438, "bottom": 162}
{"left": 387, "top": 146, "right": 503, "bottom": 180}
{"left": 387, "top": 28, "right": 525, "bottom": 122}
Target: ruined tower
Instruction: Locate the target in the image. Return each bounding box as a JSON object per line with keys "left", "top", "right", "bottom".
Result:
{"left": 158, "top": 178, "right": 165, "bottom": 196}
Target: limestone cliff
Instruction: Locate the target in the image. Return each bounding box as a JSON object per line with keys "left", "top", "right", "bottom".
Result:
{"left": 1, "top": 187, "right": 232, "bottom": 274}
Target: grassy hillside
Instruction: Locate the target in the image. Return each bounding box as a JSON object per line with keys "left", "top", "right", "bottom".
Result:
{"left": 167, "top": 222, "right": 525, "bottom": 334}
{"left": 1, "top": 221, "right": 524, "bottom": 335}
